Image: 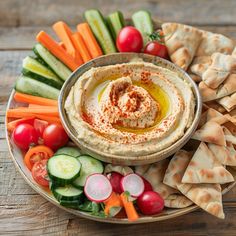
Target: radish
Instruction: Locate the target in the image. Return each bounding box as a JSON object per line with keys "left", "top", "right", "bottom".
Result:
{"left": 107, "top": 172, "right": 123, "bottom": 194}
{"left": 84, "top": 174, "right": 112, "bottom": 203}
{"left": 120, "top": 173, "right": 144, "bottom": 197}
{"left": 141, "top": 176, "right": 153, "bottom": 192}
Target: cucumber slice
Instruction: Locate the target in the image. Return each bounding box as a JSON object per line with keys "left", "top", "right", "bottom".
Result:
{"left": 33, "top": 43, "right": 72, "bottom": 81}
{"left": 132, "top": 10, "right": 154, "bottom": 45}
{"left": 55, "top": 147, "right": 81, "bottom": 157}
{"left": 51, "top": 184, "right": 83, "bottom": 202}
{"left": 47, "top": 155, "right": 81, "bottom": 185}
{"left": 72, "top": 155, "right": 104, "bottom": 187}
{"left": 84, "top": 9, "right": 116, "bottom": 54}
{"left": 15, "top": 75, "right": 60, "bottom": 100}
{"left": 22, "top": 56, "right": 63, "bottom": 89}
{"left": 59, "top": 199, "right": 80, "bottom": 209}
{"left": 106, "top": 11, "right": 125, "bottom": 40}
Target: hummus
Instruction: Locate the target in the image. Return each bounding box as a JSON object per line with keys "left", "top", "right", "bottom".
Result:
{"left": 65, "top": 62, "right": 195, "bottom": 156}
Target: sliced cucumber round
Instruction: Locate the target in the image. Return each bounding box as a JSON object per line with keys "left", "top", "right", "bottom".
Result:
{"left": 47, "top": 154, "right": 81, "bottom": 185}
{"left": 51, "top": 184, "right": 83, "bottom": 202}
{"left": 55, "top": 147, "right": 81, "bottom": 157}
{"left": 72, "top": 155, "right": 104, "bottom": 187}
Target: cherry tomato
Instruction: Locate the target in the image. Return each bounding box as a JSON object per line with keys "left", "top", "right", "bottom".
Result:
{"left": 144, "top": 41, "right": 169, "bottom": 59}
{"left": 12, "top": 124, "right": 38, "bottom": 150}
{"left": 107, "top": 172, "right": 123, "bottom": 194}
{"left": 137, "top": 191, "right": 164, "bottom": 215}
{"left": 24, "top": 145, "right": 54, "bottom": 170}
{"left": 42, "top": 124, "right": 69, "bottom": 150}
{"left": 32, "top": 159, "right": 49, "bottom": 187}
{"left": 116, "top": 26, "right": 143, "bottom": 53}
{"left": 34, "top": 119, "right": 48, "bottom": 137}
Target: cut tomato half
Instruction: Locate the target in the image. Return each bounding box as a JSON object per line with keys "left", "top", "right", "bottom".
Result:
{"left": 32, "top": 159, "right": 49, "bottom": 187}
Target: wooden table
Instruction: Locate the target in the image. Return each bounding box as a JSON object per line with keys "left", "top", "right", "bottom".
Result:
{"left": 1, "top": 0, "right": 236, "bottom": 235}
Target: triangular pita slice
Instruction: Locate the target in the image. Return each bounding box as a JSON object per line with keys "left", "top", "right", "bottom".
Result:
{"left": 143, "top": 159, "right": 177, "bottom": 199}
{"left": 177, "top": 183, "right": 225, "bottom": 219}
{"left": 205, "top": 108, "right": 228, "bottom": 125}
{"left": 134, "top": 164, "right": 150, "bottom": 176}
{"left": 199, "top": 74, "right": 236, "bottom": 102}
{"left": 162, "top": 23, "right": 202, "bottom": 71}
{"left": 232, "top": 47, "right": 236, "bottom": 57}
{"left": 164, "top": 194, "right": 193, "bottom": 208}
{"left": 182, "top": 142, "right": 234, "bottom": 184}
{"left": 202, "top": 53, "right": 236, "bottom": 89}
{"left": 189, "top": 56, "right": 211, "bottom": 77}
{"left": 204, "top": 100, "right": 226, "bottom": 113}
{"left": 163, "top": 150, "right": 193, "bottom": 189}
{"left": 217, "top": 92, "right": 236, "bottom": 112}
{"left": 192, "top": 121, "right": 226, "bottom": 146}
{"left": 223, "top": 126, "right": 236, "bottom": 145}
{"left": 104, "top": 164, "right": 133, "bottom": 176}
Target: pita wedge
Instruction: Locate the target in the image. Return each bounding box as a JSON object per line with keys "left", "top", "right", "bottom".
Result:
{"left": 205, "top": 108, "right": 228, "bottom": 125}
{"left": 104, "top": 164, "right": 133, "bottom": 176}
{"left": 164, "top": 194, "right": 193, "bottom": 208}
{"left": 202, "top": 53, "right": 236, "bottom": 89}
{"left": 232, "top": 47, "right": 236, "bottom": 57}
{"left": 162, "top": 23, "right": 202, "bottom": 71}
{"left": 192, "top": 121, "right": 226, "bottom": 146}
{"left": 204, "top": 100, "right": 226, "bottom": 113}
{"left": 199, "top": 74, "right": 236, "bottom": 102}
{"left": 223, "top": 126, "right": 236, "bottom": 145}
{"left": 177, "top": 183, "right": 225, "bottom": 219}
{"left": 190, "top": 56, "right": 211, "bottom": 77}
{"left": 182, "top": 142, "right": 234, "bottom": 184}
{"left": 188, "top": 72, "right": 202, "bottom": 83}
{"left": 217, "top": 92, "right": 236, "bottom": 112}
{"left": 164, "top": 150, "right": 193, "bottom": 189}
{"left": 143, "top": 159, "right": 177, "bottom": 199}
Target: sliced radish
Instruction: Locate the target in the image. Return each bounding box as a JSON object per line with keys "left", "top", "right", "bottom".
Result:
{"left": 84, "top": 174, "right": 112, "bottom": 203}
{"left": 121, "top": 173, "right": 145, "bottom": 197}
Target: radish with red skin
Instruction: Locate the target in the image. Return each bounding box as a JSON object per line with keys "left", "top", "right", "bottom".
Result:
{"left": 141, "top": 177, "right": 153, "bottom": 192}
{"left": 120, "top": 173, "right": 144, "bottom": 197}
{"left": 137, "top": 191, "right": 164, "bottom": 215}
{"left": 84, "top": 174, "right": 112, "bottom": 203}
{"left": 107, "top": 172, "right": 123, "bottom": 194}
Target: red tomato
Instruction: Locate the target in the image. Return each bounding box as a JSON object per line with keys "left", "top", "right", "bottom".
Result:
{"left": 144, "top": 41, "right": 169, "bottom": 59}
{"left": 32, "top": 159, "right": 49, "bottom": 187}
{"left": 24, "top": 145, "right": 54, "bottom": 171}
{"left": 34, "top": 119, "right": 48, "bottom": 137}
{"left": 12, "top": 124, "right": 38, "bottom": 150}
{"left": 116, "top": 26, "right": 143, "bottom": 53}
{"left": 42, "top": 124, "right": 69, "bottom": 150}
{"left": 137, "top": 191, "right": 164, "bottom": 215}
{"left": 107, "top": 172, "right": 123, "bottom": 194}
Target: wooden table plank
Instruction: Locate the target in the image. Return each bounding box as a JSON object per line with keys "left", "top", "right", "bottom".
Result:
{"left": 1, "top": 0, "right": 236, "bottom": 27}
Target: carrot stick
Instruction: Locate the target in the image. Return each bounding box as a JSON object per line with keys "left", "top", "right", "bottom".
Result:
{"left": 77, "top": 23, "right": 103, "bottom": 58}
{"left": 7, "top": 107, "right": 59, "bottom": 118}
{"left": 33, "top": 115, "right": 61, "bottom": 124}
{"left": 36, "top": 31, "right": 81, "bottom": 71}
{"left": 120, "top": 192, "right": 139, "bottom": 222}
{"left": 58, "top": 42, "right": 67, "bottom": 51}
{"left": 104, "top": 192, "right": 123, "bottom": 216}
{"left": 71, "top": 32, "right": 92, "bottom": 62}
{"left": 53, "top": 21, "right": 83, "bottom": 65}
{"left": 28, "top": 104, "right": 57, "bottom": 109}
{"left": 14, "top": 92, "right": 58, "bottom": 106}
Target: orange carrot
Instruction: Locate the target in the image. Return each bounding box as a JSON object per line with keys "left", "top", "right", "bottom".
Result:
{"left": 36, "top": 31, "right": 81, "bottom": 71}
{"left": 120, "top": 193, "right": 139, "bottom": 222}
{"left": 71, "top": 32, "right": 92, "bottom": 62}
{"left": 28, "top": 104, "right": 57, "bottom": 109}
{"left": 33, "top": 115, "right": 61, "bottom": 124}
{"left": 53, "top": 21, "right": 83, "bottom": 65}
{"left": 104, "top": 192, "right": 123, "bottom": 216}
{"left": 7, "top": 117, "right": 35, "bottom": 132}
{"left": 77, "top": 23, "right": 103, "bottom": 58}
{"left": 7, "top": 107, "right": 59, "bottom": 118}
{"left": 14, "top": 92, "right": 58, "bottom": 106}
{"left": 58, "top": 41, "right": 66, "bottom": 50}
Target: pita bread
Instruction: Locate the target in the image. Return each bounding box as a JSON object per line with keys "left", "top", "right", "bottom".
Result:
{"left": 192, "top": 121, "right": 226, "bottom": 146}
{"left": 134, "top": 164, "right": 150, "bottom": 176}
{"left": 189, "top": 56, "right": 211, "bottom": 77}
{"left": 188, "top": 72, "right": 202, "bottom": 82}
{"left": 217, "top": 92, "right": 236, "bottom": 112}
{"left": 162, "top": 23, "right": 202, "bottom": 71}
{"left": 177, "top": 183, "right": 225, "bottom": 219}
{"left": 202, "top": 53, "right": 236, "bottom": 89}
{"left": 182, "top": 142, "right": 234, "bottom": 184}
{"left": 164, "top": 194, "right": 193, "bottom": 208}
{"left": 232, "top": 47, "right": 236, "bottom": 57}
{"left": 104, "top": 164, "right": 133, "bottom": 176}
{"left": 199, "top": 73, "right": 236, "bottom": 102}
{"left": 163, "top": 150, "right": 193, "bottom": 189}
{"left": 223, "top": 126, "right": 236, "bottom": 145}
{"left": 204, "top": 101, "right": 226, "bottom": 113}
{"left": 205, "top": 108, "right": 228, "bottom": 125}
{"left": 143, "top": 159, "right": 177, "bottom": 199}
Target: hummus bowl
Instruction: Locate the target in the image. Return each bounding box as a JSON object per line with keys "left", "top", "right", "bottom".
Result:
{"left": 59, "top": 53, "right": 202, "bottom": 165}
